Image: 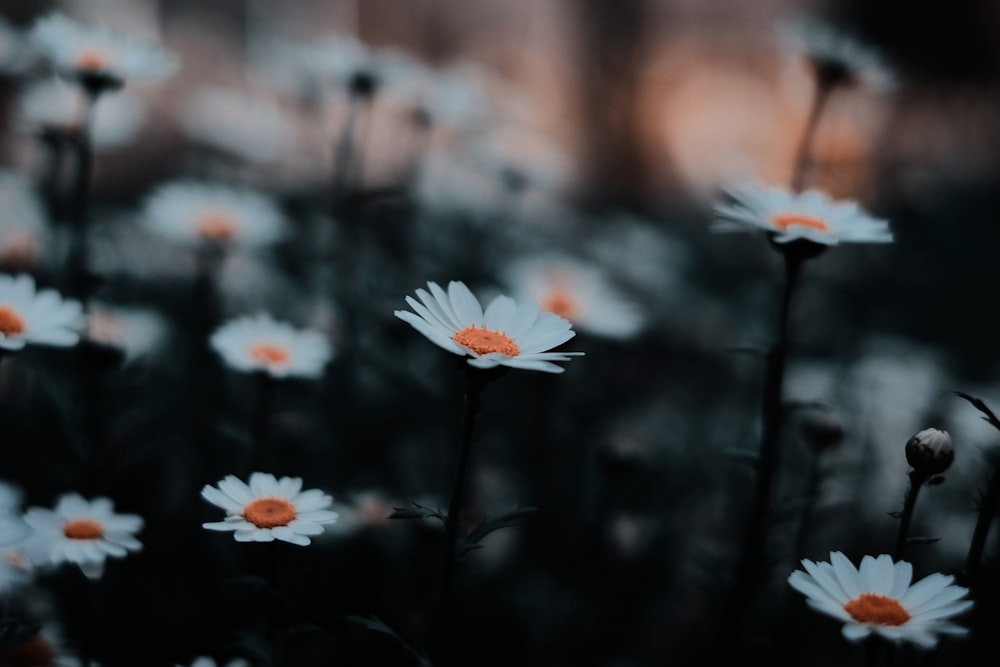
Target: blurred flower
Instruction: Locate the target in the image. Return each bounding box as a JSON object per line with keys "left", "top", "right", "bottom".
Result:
{"left": 141, "top": 181, "right": 287, "bottom": 250}
{"left": 201, "top": 472, "right": 339, "bottom": 546}
{"left": 780, "top": 17, "right": 895, "bottom": 92}
{"left": 210, "top": 313, "right": 332, "bottom": 380}
{"left": 326, "top": 490, "right": 397, "bottom": 538}
{"left": 411, "top": 148, "right": 501, "bottom": 220}
{"left": 251, "top": 33, "right": 368, "bottom": 102}
{"left": 179, "top": 86, "right": 296, "bottom": 164}
{"left": 23, "top": 494, "right": 143, "bottom": 580}
{"left": 177, "top": 658, "right": 250, "bottom": 667}
{"left": 0, "top": 547, "right": 32, "bottom": 594}
{"left": 0, "top": 171, "right": 49, "bottom": 272}
{"left": 412, "top": 62, "right": 493, "bottom": 131}
{"left": 473, "top": 126, "right": 571, "bottom": 193}
{"left": 0, "top": 274, "right": 84, "bottom": 351}
{"left": 905, "top": 428, "right": 954, "bottom": 476}
{"left": 713, "top": 183, "right": 893, "bottom": 246}
{"left": 789, "top": 551, "right": 971, "bottom": 647}
{"left": 85, "top": 302, "right": 168, "bottom": 363}
{"left": 17, "top": 78, "right": 147, "bottom": 149}
{"left": 501, "top": 255, "right": 644, "bottom": 340}
{"left": 797, "top": 404, "right": 845, "bottom": 451}
{"left": 0, "top": 17, "right": 35, "bottom": 75}
{"left": 29, "top": 11, "right": 178, "bottom": 87}
{"left": 0, "top": 480, "right": 30, "bottom": 548}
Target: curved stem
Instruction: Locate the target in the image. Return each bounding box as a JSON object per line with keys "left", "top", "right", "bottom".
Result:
{"left": 894, "top": 471, "right": 926, "bottom": 561}
{"left": 791, "top": 79, "right": 834, "bottom": 193}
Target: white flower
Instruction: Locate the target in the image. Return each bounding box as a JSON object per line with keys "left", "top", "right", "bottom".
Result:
{"left": 202, "top": 473, "right": 339, "bottom": 546}
{"left": 141, "top": 181, "right": 287, "bottom": 250}
{"left": 0, "top": 274, "right": 84, "bottom": 351}
{"left": 22, "top": 494, "right": 143, "bottom": 580}
{"left": 29, "top": 12, "right": 178, "bottom": 85}
{"left": 501, "top": 256, "right": 644, "bottom": 340}
{"left": 780, "top": 17, "right": 895, "bottom": 92}
{"left": 210, "top": 314, "right": 333, "bottom": 379}
{"left": 789, "top": 551, "right": 972, "bottom": 648}
{"left": 713, "top": 183, "right": 893, "bottom": 246}
{"left": 395, "top": 280, "right": 583, "bottom": 374}
{"left": 85, "top": 302, "right": 168, "bottom": 363}
{"left": 180, "top": 86, "right": 296, "bottom": 164}
{"left": 0, "top": 172, "right": 49, "bottom": 271}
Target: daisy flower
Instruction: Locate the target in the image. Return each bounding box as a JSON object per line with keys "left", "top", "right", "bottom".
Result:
{"left": 210, "top": 314, "right": 333, "bottom": 379}
{"left": 501, "top": 256, "right": 644, "bottom": 340}
{"left": 780, "top": 16, "right": 895, "bottom": 92}
{"left": 22, "top": 494, "right": 143, "bottom": 580}
{"left": 85, "top": 302, "right": 168, "bottom": 363}
{"left": 789, "top": 551, "right": 972, "bottom": 648}
{"left": 201, "top": 472, "right": 339, "bottom": 546}
{"left": 394, "top": 280, "right": 583, "bottom": 374}
{"left": 141, "top": 181, "right": 287, "bottom": 250}
{"left": 29, "top": 12, "right": 178, "bottom": 87}
{"left": 0, "top": 172, "right": 49, "bottom": 272}
{"left": 713, "top": 183, "right": 893, "bottom": 246}
{"left": 0, "top": 274, "right": 84, "bottom": 351}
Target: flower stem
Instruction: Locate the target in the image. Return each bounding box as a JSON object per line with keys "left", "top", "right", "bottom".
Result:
{"left": 251, "top": 373, "right": 276, "bottom": 472}
{"left": 791, "top": 78, "right": 834, "bottom": 193}
{"left": 66, "top": 90, "right": 100, "bottom": 304}
{"left": 893, "top": 471, "right": 927, "bottom": 561}
{"left": 965, "top": 452, "right": 1000, "bottom": 582}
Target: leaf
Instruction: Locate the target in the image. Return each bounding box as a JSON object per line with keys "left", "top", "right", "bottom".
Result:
{"left": 955, "top": 391, "right": 1000, "bottom": 432}
{"left": 456, "top": 506, "right": 538, "bottom": 558}
{"left": 887, "top": 511, "right": 902, "bottom": 519}
{"left": 388, "top": 502, "right": 447, "bottom": 523}
{"left": 344, "top": 614, "right": 434, "bottom": 666}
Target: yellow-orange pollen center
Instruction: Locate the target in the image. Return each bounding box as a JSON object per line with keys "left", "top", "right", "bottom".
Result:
{"left": 541, "top": 288, "right": 578, "bottom": 321}
{"left": 63, "top": 518, "right": 104, "bottom": 540}
{"left": 772, "top": 213, "right": 830, "bottom": 233}
{"left": 843, "top": 594, "right": 911, "bottom": 626}
{"left": 196, "top": 211, "right": 238, "bottom": 243}
{"left": 0, "top": 305, "right": 25, "bottom": 337}
{"left": 244, "top": 497, "right": 297, "bottom": 529}
{"left": 75, "top": 49, "right": 109, "bottom": 73}
{"left": 250, "top": 343, "right": 290, "bottom": 366}
{"left": 452, "top": 324, "right": 520, "bottom": 356}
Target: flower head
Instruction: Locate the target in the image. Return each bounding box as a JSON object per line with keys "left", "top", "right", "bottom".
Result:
{"left": 0, "top": 172, "right": 49, "bottom": 272}
{"left": 210, "top": 314, "right": 333, "bottom": 379}
{"left": 905, "top": 428, "right": 953, "bottom": 476}
{"left": 180, "top": 86, "right": 296, "bottom": 165}
{"left": 789, "top": 551, "right": 972, "bottom": 648}
{"left": 202, "top": 473, "right": 339, "bottom": 546}
{"left": 22, "top": 494, "right": 143, "bottom": 580}
{"left": 780, "top": 17, "right": 895, "bottom": 92}
{"left": 713, "top": 183, "right": 893, "bottom": 247}
{"left": 395, "top": 280, "right": 583, "bottom": 374}
{"left": 0, "top": 274, "right": 84, "bottom": 351}
{"left": 30, "top": 12, "right": 178, "bottom": 88}
{"left": 18, "top": 78, "right": 146, "bottom": 149}
{"left": 86, "top": 302, "right": 168, "bottom": 363}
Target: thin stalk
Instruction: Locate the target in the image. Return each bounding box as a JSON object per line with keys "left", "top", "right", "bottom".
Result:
{"left": 790, "top": 79, "right": 834, "bottom": 193}
{"left": 66, "top": 90, "right": 99, "bottom": 303}
{"left": 894, "top": 471, "right": 927, "bottom": 561}
{"left": 965, "top": 456, "right": 1000, "bottom": 581}
{"left": 251, "top": 373, "right": 276, "bottom": 473}
{"left": 792, "top": 449, "right": 823, "bottom": 561}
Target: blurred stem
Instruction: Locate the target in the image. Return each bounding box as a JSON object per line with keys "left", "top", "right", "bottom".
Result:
{"left": 893, "top": 471, "right": 927, "bottom": 561}
{"left": 66, "top": 90, "right": 100, "bottom": 304}
{"left": 251, "top": 373, "right": 276, "bottom": 472}
{"left": 965, "top": 451, "right": 1000, "bottom": 582}
{"left": 792, "top": 449, "right": 823, "bottom": 560}
{"left": 862, "top": 636, "right": 882, "bottom": 667}
{"left": 790, "top": 79, "right": 834, "bottom": 193}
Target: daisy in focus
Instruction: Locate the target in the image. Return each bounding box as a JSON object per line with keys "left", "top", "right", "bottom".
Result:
{"left": 201, "top": 472, "right": 339, "bottom": 546}
{"left": 395, "top": 280, "right": 583, "bottom": 373}
{"left": 0, "top": 274, "right": 84, "bottom": 351}
{"left": 501, "top": 256, "right": 644, "bottom": 340}
{"left": 141, "top": 181, "right": 287, "bottom": 250}
{"left": 30, "top": 12, "right": 178, "bottom": 87}
{"left": 22, "top": 494, "right": 143, "bottom": 580}
{"left": 780, "top": 16, "right": 895, "bottom": 92}
{"left": 210, "top": 314, "right": 333, "bottom": 379}
{"left": 713, "top": 183, "right": 893, "bottom": 246}
{"left": 789, "top": 551, "right": 972, "bottom": 648}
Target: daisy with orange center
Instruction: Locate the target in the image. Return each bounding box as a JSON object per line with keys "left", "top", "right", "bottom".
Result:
{"left": 202, "top": 473, "right": 339, "bottom": 546}
{"left": 0, "top": 273, "right": 84, "bottom": 352}
{"left": 713, "top": 183, "right": 893, "bottom": 246}
{"left": 789, "top": 551, "right": 972, "bottom": 648}
{"left": 210, "top": 313, "right": 333, "bottom": 379}
{"left": 22, "top": 494, "right": 143, "bottom": 580}
{"left": 395, "top": 280, "right": 583, "bottom": 373}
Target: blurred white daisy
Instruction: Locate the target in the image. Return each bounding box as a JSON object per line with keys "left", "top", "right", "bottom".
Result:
{"left": 780, "top": 17, "right": 895, "bottom": 92}
{"left": 85, "top": 302, "right": 168, "bottom": 363}
{"left": 0, "top": 274, "right": 84, "bottom": 351}
{"left": 0, "top": 171, "right": 49, "bottom": 272}
{"left": 251, "top": 34, "right": 368, "bottom": 101}
{"left": 141, "top": 181, "right": 287, "bottom": 250}
{"left": 395, "top": 280, "right": 583, "bottom": 374}
{"left": 502, "top": 256, "right": 644, "bottom": 340}
{"left": 0, "top": 17, "right": 34, "bottom": 75}
{"left": 202, "top": 472, "right": 339, "bottom": 546}
{"left": 180, "top": 86, "right": 296, "bottom": 165}
{"left": 29, "top": 11, "right": 178, "bottom": 86}
{"left": 0, "top": 480, "right": 29, "bottom": 548}
{"left": 713, "top": 183, "right": 893, "bottom": 246}
{"left": 178, "top": 658, "right": 250, "bottom": 667}
{"left": 17, "top": 78, "right": 147, "bottom": 149}
{"left": 789, "top": 551, "right": 972, "bottom": 648}
{"left": 23, "top": 494, "right": 143, "bottom": 580}
{"left": 210, "top": 314, "right": 333, "bottom": 379}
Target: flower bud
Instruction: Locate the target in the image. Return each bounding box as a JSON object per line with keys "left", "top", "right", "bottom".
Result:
{"left": 905, "top": 428, "right": 953, "bottom": 476}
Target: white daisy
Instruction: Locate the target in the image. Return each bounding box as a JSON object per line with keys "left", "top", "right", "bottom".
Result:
{"left": 141, "top": 181, "right": 287, "bottom": 250}
{"left": 394, "top": 280, "right": 583, "bottom": 374}
{"left": 713, "top": 183, "right": 893, "bottom": 246}
{"left": 501, "top": 256, "right": 644, "bottom": 341}
{"left": 0, "top": 172, "right": 49, "bottom": 272}
{"left": 22, "top": 494, "right": 143, "bottom": 580}
{"left": 201, "top": 472, "right": 339, "bottom": 546}
{"left": 789, "top": 551, "right": 972, "bottom": 648}
{"left": 85, "top": 302, "right": 168, "bottom": 363}
{"left": 210, "top": 314, "right": 333, "bottom": 380}
{"left": 0, "top": 274, "right": 84, "bottom": 351}
{"left": 29, "top": 11, "right": 178, "bottom": 86}
{"left": 780, "top": 17, "right": 895, "bottom": 92}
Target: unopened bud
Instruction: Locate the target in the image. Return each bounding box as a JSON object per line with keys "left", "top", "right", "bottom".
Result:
{"left": 905, "top": 428, "right": 953, "bottom": 476}
{"left": 798, "top": 407, "right": 845, "bottom": 451}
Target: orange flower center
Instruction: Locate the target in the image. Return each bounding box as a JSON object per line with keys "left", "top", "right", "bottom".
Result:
{"left": 541, "top": 288, "right": 579, "bottom": 321}
{"left": 843, "top": 594, "right": 911, "bottom": 626}
{"left": 244, "top": 497, "right": 297, "bottom": 528}
{"left": 196, "top": 211, "right": 238, "bottom": 243}
{"left": 250, "top": 343, "right": 290, "bottom": 366}
{"left": 63, "top": 519, "right": 104, "bottom": 540}
{"left": 75, "top": 49, "right": 110, "bottom": 73}
{"left": 453, "top": 324, "right": 520, "bottom": 356}
{"left": 772, "top": 213, "right": 829, "bottom": 233}
{"left": 0, "top": 306, "right": 26, "bottom": 337}
{"left": 0, "top": 635, "right": 58, "bottom": 667}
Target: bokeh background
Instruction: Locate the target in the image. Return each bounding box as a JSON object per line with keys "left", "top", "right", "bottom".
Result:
{"left": 0, "top": 0, "right": 999, "bottom": 665}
